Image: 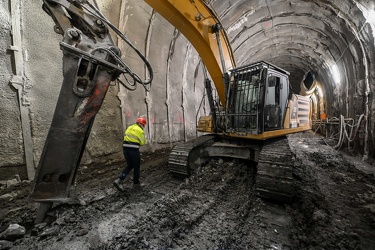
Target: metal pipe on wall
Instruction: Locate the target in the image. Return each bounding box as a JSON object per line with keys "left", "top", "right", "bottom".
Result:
{"left": 144, "top": 10, "right": 155, "bottom": 144}
{"left": 117, "top": 1, "right": 128, "bottom": 133}
{"left": 10, "top": 0, "right": 35, "bottom": 180}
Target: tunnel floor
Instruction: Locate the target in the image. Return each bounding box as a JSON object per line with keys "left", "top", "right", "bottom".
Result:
{"left": 1, "top": 132, "right": 375, "bottom": 249}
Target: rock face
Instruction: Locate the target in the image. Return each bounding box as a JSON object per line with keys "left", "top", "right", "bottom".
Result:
{"left": 0, "top": 224, "right": 26, "bottom": 241}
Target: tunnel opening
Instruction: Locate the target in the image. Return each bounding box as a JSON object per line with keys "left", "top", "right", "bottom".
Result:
{"left": 303, "top": 72, "right": 315, "bottom": 90}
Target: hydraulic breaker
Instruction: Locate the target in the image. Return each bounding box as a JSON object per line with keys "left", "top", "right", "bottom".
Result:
{"left": 31, "top": 0, "right": 123, "bottom": 204}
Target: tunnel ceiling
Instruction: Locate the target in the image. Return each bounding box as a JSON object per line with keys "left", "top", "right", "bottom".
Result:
{"left": 206, "top": 0, "right": 375, "bottom": 96}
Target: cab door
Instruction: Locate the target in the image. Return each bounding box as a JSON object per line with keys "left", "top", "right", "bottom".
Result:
{"left": 264, "top": 71, "right": 289, "bottom": 130}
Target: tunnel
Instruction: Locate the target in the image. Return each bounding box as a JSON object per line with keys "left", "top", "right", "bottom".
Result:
{"left": 1, "top": 0, "right": 374, "bottom": 175}
{"left": 210, "top": 0, "right": 374, "bottom": 160}
{"left": 166, "top": 0, "right": 374, "bottom": 159}
{"left": 1, "top": 0, "right": 375, "bottom": 249}
{"left": 115, "top": 0, "right": 375, "bottom": 160}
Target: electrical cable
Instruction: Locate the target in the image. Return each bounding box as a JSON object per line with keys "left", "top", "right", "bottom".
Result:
{"left": 333, "top": 114, "right": 365, "bottom": 150}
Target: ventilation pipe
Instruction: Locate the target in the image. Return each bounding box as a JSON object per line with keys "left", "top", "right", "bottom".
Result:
{"left": 299, "top": 71, "right": 317, "bottom": 96}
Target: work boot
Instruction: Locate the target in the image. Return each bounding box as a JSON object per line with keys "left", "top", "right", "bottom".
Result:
{"left": 113, "top": 178, "right": 124, "bottom": 191}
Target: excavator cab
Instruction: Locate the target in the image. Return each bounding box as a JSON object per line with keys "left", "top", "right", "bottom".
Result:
{"left": 199, "top": 61, "right": 294, "bottom": 136}
{"left": 226, "top": 65, "right": 262, "bottom": 134}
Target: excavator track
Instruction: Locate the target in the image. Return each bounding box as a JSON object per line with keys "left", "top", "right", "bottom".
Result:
{"left": 169, "top": 134, "right": 296, "bottom": 204}
{"left": 256, "top": 136, "right": 295, "bottom": 203}
{"left": 168, "top": 135, "right": 217, "bottom": 177}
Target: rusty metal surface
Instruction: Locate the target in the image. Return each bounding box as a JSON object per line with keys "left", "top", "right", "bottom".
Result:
{"left": 31, "top": 0, "right": 122, "bottom": 202}
{"left": 30, "top": 53, "right": 114, "bottom": 202}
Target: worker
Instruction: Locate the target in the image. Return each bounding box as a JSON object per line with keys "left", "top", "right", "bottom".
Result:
{"left": 113, "top": 117, "right": 147, "bottom": 191}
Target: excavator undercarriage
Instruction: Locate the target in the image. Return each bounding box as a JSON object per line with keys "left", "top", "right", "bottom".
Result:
{"left": 168, "top": 134, "right": 296, "bottom": 203}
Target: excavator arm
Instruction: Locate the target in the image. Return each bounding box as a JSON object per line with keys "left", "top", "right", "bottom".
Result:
{"left": 31, "top": 0, "right": 121, "bottom": 203}
{"left": 31, "top": 0, "right": 152, "bottom": 208}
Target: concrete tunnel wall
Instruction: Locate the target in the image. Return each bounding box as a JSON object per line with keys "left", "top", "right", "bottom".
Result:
{"left": 1, "top": 0, "right": 375, "bottom": 180}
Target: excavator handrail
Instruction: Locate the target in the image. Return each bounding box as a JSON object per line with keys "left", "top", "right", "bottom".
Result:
{"left": 144, "top": 0, "right": 236, "bottom": 105}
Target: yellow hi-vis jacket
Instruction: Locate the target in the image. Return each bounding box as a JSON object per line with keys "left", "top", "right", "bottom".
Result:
{"left": 123, "top": 123, "right": 146, "bottom": 149}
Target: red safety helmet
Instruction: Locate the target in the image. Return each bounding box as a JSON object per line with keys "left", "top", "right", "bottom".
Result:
{"left": 136, "top": 117, "right": 147, "bottom": 126}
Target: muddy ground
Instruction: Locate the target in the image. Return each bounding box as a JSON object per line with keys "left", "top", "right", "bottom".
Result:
{"left": 1, "top": 131, "right": 375, "bottom": 249}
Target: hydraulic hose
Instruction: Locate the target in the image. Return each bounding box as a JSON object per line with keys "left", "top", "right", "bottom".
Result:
{"left": 83, "top": 2, "right": 153, "bottom": 90}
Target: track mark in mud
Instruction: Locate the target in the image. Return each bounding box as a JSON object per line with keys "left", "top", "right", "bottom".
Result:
{"left": 108, "top": 158, "right": 292, "bottom": 250}
{"left": 3, "top": 138, "right": 375, "bottom": 249}
{"left": 288, "top": 132, "right": 375, "bottom": 249}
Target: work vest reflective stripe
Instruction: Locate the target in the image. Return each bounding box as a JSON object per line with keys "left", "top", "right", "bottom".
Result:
{"left": 123, "top": 143, "right": 140, "bottom": 149}
{"left": 123, "top": 124, "right": 146, "bottom": 146}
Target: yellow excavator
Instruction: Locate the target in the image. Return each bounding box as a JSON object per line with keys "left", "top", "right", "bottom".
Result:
{"left": 31, "top": 0, "right": 313, "bottom": 222}
{"left": 145, "top": 0, "right": 312, "bottom": 202}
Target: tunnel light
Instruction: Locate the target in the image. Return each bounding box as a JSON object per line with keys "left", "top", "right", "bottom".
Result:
{"left": 331, "top": 64, "right": 340, "bottom": 84}
{"left": 367, "top": 10, "right": 375, "bottom": 25}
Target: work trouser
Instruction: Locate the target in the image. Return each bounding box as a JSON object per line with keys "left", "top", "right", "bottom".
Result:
{"left": 119, "top": 147, "right": 141, "bottom": 184}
